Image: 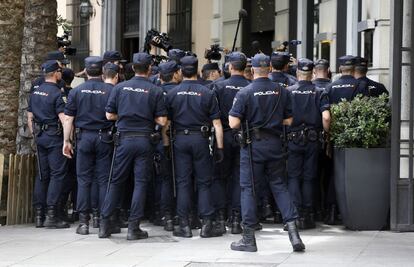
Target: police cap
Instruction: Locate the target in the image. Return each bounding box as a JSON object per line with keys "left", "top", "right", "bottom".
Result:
{"left": 103, "top": 50, "right": 123, "bottom": 62}
{"left": 338, "top": 55, "right": 356, "bottom": 66}
{"left": 168, "top": 49, "right": 186, "bottom": 63}
{"left": 103, "top": 62, "right": 119, "bottom": 73}
{"left": 227, "top": 52, "right": 247, "bottom": 64}
{"left": 202, "top": 62, "right": 220, "bottom": 72}
{"left": 355, "top": 56, "right": 368, "bottom": 68}
{"left": 43, "top": 60, "right": 60, "bottom": 73}
{"left": 159, "top": 61, "right": 179, "bottom": 75}
{"left": 251, "top": 53, "right": 270, "bottom": 68}
{"left": 297, "top": 58, "right": 314, "bottom": 71}
{"left": 314, "top": 59, "right": 329, "bottom": 68}
{"left": 133, "top": 52, "right": 153, "bottom": 66}
{"left": 271, "top": 51, "right": 290, "bottom": 65}
{"left": 85, "top": 56, "right": 103, "bottom": 70}
{"left": 47, "top": 51, "right": 69, "bottom": 65}
{"left": 180, "top": 56, "right": 198, "bottom": 70}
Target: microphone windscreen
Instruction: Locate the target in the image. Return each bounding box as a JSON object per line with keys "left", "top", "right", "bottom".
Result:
{"left": 239, "top": 9, "right": 248, "bottom": 18}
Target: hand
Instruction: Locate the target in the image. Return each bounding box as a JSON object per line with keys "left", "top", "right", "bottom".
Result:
{"left": 164, "top": 145, "right": 171, "bottom": 160}
{"left": 214, "top": 148, "right": 224, "bottom": 164}
{"left": 63, "top": 141, "right": 74, "bottom": 159}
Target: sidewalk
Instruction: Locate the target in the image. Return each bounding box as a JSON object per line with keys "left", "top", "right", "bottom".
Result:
{"left": 0, "top": 222, "right": 413, "bottom": 267}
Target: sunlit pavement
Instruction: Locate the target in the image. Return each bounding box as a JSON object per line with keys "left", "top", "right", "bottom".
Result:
{"left": 0, "top": 222, "right": 413, "bottom": 267}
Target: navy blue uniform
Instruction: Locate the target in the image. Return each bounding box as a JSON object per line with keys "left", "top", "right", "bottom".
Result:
{"left": 31, "top": 76, "right": 65, "bottom": 93}
{"left": 167, "top": 80, "right": 220, "bottom": 221}
{"left": 229, "top": 77, "right": 298, "bottom": 227}
{"left": 29, "top": 82, "right": 68, "bottom": 209}
{"left": 65, "top": 78, "right": 114, "bottom": 213}
{"left": 102, "top": 76, "right": 167, "bottom": 222}
{"left": 286, "top": 80, "right": 330, "bottom": 211}
{"left": 152, "top": 82, "right": 179, "bottom": 218}
{"left": 312, "top": 78, "right": 331, "bottom": 91}
{"left": 324, "top": 75, "right": 369, "bottom": 104}
{"left": 357, "top": 76, "right": 388, "bottom": 97}
{"left": 269, "top": 72, "right": 297, "bottom": 88}
{"left": 212, "top": 75, "right": 250, "bottom": 213}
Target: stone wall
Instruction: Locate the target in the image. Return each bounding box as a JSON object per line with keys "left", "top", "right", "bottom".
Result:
{"left": 0, "top": 0, "right": 25, "bottom": 155}
{"left": 16, "top": 0, "right": 58, "bottom": 154}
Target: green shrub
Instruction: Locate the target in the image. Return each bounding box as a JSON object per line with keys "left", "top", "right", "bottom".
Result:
{"left": 330, "top": 94, "right": 391, "bottom": 148}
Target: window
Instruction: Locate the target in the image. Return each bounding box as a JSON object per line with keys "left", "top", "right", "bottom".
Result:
{"left": 167, "top": 0, "right": 192, "bottom": 51}
{"left": 364, "top": 30, "right": 374, "bottom": 67}
{"left": 122, "top": 0, "right": 140, "bottom": 62}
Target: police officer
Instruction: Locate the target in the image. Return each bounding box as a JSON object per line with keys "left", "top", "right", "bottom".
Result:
{"left": 100, "top": 52, "right": 168, "bottom": 240}
{"left": 244, "top": 58, "right": 253, "bottom": 81}
{"left": 103, "top": 62, "right": 120, "bottom": 85}
{"left": 168, "top": 49, "right": 186, "bottom": 65}
{"left": 322, "top": 55, "right": 370, "bottom": 224}
{"left": 28, "top": 60, "right": 69, "bottom": 229}
{"left": 103, "top": 50, "right": 125, "bottom": 82}
{"left": 354, "top": 56, "right": 389, "bottom": 97}
{"left": 324, "top": 55, "right": 370, "bottom": 104}
{"left": 312, "top": 59, "right": 331, "bottom": 91}
{"left": 286, "top": 58, "right": 331, "bottom": 229}
{"left": 201, "top": 62, "right": 221, "bottom": 86}
{"left": 229, "top": 53, "right": 304, "bottom": 252}
{"left": 212, "top": 52, "right": 250, "bottom": 235}
{"left": 31, "top": 51, "right": 68, "bottom": 93}
{"left": 150, "top": 60, "right": 182, "bottom": 231}
{"left": 166, "top": 55, "right": 224, "bottom": 238}
{"left": 269, "top": 51, "right": 297, "bottom": 88}
{"left": 62, "top": 57, "right": 114, "bottom": 235}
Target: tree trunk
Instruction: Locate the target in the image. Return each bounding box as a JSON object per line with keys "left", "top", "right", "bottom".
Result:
{"left": 0, "top": 0, "right": 25, "bottom": 155}
{"left": 16, "top": 0, "right": 58, "bottom": 154}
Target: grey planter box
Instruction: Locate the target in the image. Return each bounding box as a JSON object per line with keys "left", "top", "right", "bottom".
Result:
{"left": 334, "top": 147, "right": 390, "bottom": 230}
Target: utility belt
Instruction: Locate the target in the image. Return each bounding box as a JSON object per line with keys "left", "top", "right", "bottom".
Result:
{"left": 287, "top": 127, "right": 324, "bottom": 145}
{"left": 235, "top": 128, "right": 282, "bottom": 147}
{"left": 174, "top": 125, "right": 211, "bottom": 138}
{"left": 33, "top": 122, "right": 62, "bottom": 136}
{"left": 75, "top": 126, "right": 115, "bottom": 144}
{"left": 117, "top": 130, "right": 161, "bottom": 145}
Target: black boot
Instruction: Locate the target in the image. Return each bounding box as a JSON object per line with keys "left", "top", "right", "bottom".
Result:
{"left": 163, "top": 213, "right": 174, "bottom": 232}
{"left": 71, "top": 210, "right": 79, "bottom": 222}
{"left": 230, "top": 227, "right": 257, "bottom": 252}
{"left": 303, "top": 208, "right": 316, "bottom": 229}
{"left": 127, "top": 220, "right": 148, "bottom": 240}
{"left": 109, "top": 212, "right": 121, "bottom": 234}
{"left": 173, "top": 218, "right": 192, "bottom": 238}
{"left": 119, "top": 209, "right": 129, "bottom": 228}
{"left": 200, "top": 219, "right": 223, "bottom": 238}
{"left": 286, "top": 220, "right": 305, "bottom": 252}
{"left": 153, "top": 210, "right": 163, "bottom": 226}
{"left": 262, "top": 204, "right": 273, "bottom": 220}
{"left": 324, "top": 204, "right": 337, "bottom": 225}
{"left": 253, "top": 222, "right": 263, "bottom": 231}
{"left": 92, "top": 209, "right": 99, "bottom": 228}
{"left": 189, "top": 213, "right": 202, "bottom": 229}
{"left": 58, "top": 201, "right": 73, "bottom": 224}
{"left": 98, "top": 217, "right": 111, "bottom": 238}
{"left": 274, "top": 210, "right": 283, "bottom": 224}
{"left": 216, "top": 209, "right": 227, "bottom": 234}
{"left": 35, "top": 207, "right": 44, "bottom": 228}
{"left": 76, "top": 212, "right": 90, "bottom": 235}
{"left": 231, "top": 210, "right": 242, "bottom": 234}
{"left": 44, "top": 206, "right": 70, "bottom": 229}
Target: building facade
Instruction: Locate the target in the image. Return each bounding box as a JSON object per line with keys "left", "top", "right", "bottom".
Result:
{"left": 58, "top": 0, "right": 412, "bottom": 231}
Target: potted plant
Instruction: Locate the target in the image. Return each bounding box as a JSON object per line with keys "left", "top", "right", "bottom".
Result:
{"left": 330, "top": 94, "right": 391, "bottom": 230}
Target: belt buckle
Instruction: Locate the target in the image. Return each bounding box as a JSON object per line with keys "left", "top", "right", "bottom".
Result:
{"left": 184, "top": 129, "right": 189, "bottom": 135}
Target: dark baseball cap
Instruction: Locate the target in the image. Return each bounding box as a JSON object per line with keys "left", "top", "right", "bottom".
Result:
{"left": 338, "top": 55, "right": 356, "bottom": 66}
{"left": 355, "top": 56, "right": 368, "bottom": 67}
{"left": 297, "top": 58, "right": 314, "bottom": 71}
{"left": 85, "top": 56, "right": 103, "bottom": 70}
{"left": 314, "top": 59, "right": 329, "bottom": 68}
{"left": 180, "top": 56, "right": 198, "bottom": 70}
{"left": 132, "top": 52, "right": 153, "bottom": 66}
{"left": 271, "top": 51, "right": 290, "bottom": 65}
{"left": 168, "top": 49, "right": 186, "bottom": 63}
{"left": 103, "top": 62, "right": 119, "bottom": 73}
{"left": 159, "top": 61, "right": 179, "bottom": 75}
{"left": 47, "top": 51, "right": 69, "bottom": 65}
{"left": 42, "top": 60, "right": 60, "bottom": 73}
{"left": 103, "top": 50, "right": 123, "bottom": 62}
{"left": 202, "top": 63, "right": 220, "bottom": 72}
{"left": 251, "top": 53, "right": 270, "bottom": 67}
{"left": 227, "top": 52, "right": 247, "bottom": 64}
